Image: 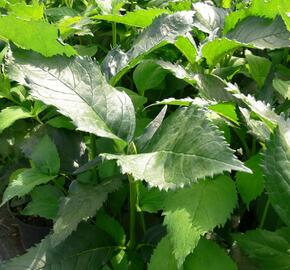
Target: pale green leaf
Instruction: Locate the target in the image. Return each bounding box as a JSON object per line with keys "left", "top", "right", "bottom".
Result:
{"left": 236, "top": 154, "right": 264, "bottom": 207}
{"left": 0, "top": 106, "right": 32, "bottom": 133}
{"left": 30, "top": 135, "right": 60, "bottom": 175}
{"left": 7, "top": 49, "right": 136, "bottom": 142}
{"left": 163, "top": 175, "right": 238, "bottom": 266}
{"left": 2, "top": 169, "right": 56, "bottom": 205}
{"left": 226, "top": 16, "right": 290, "bottom": 49}
{"left": 102, "top": 11, "right": 195, "bottom": 84}
{"left": 245, "top": 51, "right": 272, "bottom": 88}
{"left": 192, "top": 2, "right": 227, "bottom": 34}
{"left": 93, "top": 9, "right": 169, "bottom": 28}
{"left": 103, "top": 105, "right": 250, "bottom": 189}
{"left": 0, "top": 15, "right": 76, "bottom": 57}
{"left": 263, "top": 129, "right": 290, "bottom": 226}
{"left": 51, "top": 178, "right": 121, "bottom": 246}
{"left": 22, "top": 185, "right": 63, "bottom": 220}
{"left": 148, "top": 236, "right": 178, "bottom": 270}
{"left": 235, "top": 228, "right": 290, "bottom": 270}
{"left": 273, "top": 78, "right": 290, "bottom": 99}
{"left": 184, "top": 238, "right": 237, "bottom": 270}
{"left": 0, "top": 223, "right": 114, "bottom": 270}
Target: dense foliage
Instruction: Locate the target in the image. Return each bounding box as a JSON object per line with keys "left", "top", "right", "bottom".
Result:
{"left": 0, "top": 0, "right": 289, "bottom": 269}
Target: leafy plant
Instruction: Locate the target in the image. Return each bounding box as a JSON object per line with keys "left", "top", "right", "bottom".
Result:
{"left": 0, "top": 0, "right": 289, "bottom": 269}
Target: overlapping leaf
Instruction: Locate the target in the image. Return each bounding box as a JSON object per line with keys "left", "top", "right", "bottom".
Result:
{"left": 103, "top": 105, "right": 250, "bottom": 190}
{"left": 51, "top": 178, "right": 121, "bottom": 246}
{"left": 163, "top": 175, "right": 237, "bottom": 266}
{"left": 6, "top": 49, "right": 136, "bottom": 142}
{"left": 102, "top": 11, "right": 195, "bottom": 84}
{"left": 0, "top": 223, "right": 114, "bottom": 270}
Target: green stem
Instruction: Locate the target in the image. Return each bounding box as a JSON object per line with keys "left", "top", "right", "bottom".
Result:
{"left": 259, "top": 198, "right": 270, "bottom": 228}
{"left": 112, "top": 22, "right": 117, "bottom": 47}
{"left": 88, "top": 134, "right": 96, "bottom": 160}
{"left": 127, "top": 142, "right": 138, "bottom": 249}
{"left": 128, "top": 174, "right": 137, "bottom": 249}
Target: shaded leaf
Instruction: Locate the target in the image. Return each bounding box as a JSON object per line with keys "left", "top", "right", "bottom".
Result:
{"left": 235, "top": 228, "right": 290, "bottom": 270}
{"left": 52, "top": 178, "right": 122, "bottom": 246}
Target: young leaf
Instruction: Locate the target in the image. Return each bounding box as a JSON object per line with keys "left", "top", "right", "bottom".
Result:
{"left": 22, "top": 185, "right": 63, "bottom": 220}
{"left": 102, "top": 11, "right": 195, "bottom": 84}
{"left": 51, "top": 178, "right": 122, "bottom": 246}
{"left": 202, "top": 37, "right": 244, "bottom": 66}
{"left": 184, "top": 238, "right": 237, "bottom": 270}
{"left": 148, "top": 236, "right": 178, "bottom": 270}
{"left": 234, "top": 228, "right": 290, "bottom": 270}
{"left": 263, "top": 129, "right": 290, "bottom": 226}
{"left": 93, "top": 9, "right": 169, "bottom": 28}
{"left": 236, "top": 154, "right": 264, "bottom": 207}
{"left": 1, "top": 169, "right": 56, "bottom": 205}
{"left": 0, "top": 223, "right": 114, "bottom": 270}
{"left": 0, "top": 106, "right": 32, "bottom": 134}
{"left": 6, "top": 49, "right": 136, "bottom": 142}
{"left": 163, "top": 175, "right": 237, "bottom": 266}
{"left": 245, "top": 51, "right": 272, "bottom": 88}
{"left": 0, "top": 15, "right": 76, "bottom": 57}
{"left": 30, "top": 135, "right": 60, "bottom": 176}
{"left": 103, "top": 105, "right": 250, "bottom": 190}
{"left": 226, "top": 16, "right": 290, "bottom": 49}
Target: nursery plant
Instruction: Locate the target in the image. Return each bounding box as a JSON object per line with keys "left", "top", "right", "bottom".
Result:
{"left": 0, "top": 0, "right": 289, "bottom": 269}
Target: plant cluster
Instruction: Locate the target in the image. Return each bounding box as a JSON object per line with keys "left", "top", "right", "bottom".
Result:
{"left": 0, "top": 0, "right": 289, "bottom": 269}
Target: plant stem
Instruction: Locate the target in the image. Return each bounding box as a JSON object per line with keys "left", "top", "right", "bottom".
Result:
{"left": 234, "top": 128, "right": 251, "bottom": 158}
{"left": 128, "top": 174, "right": 137, "bottom": 249}
{"left": 89, "top": 134, "right": 96, "bottom": 160}
{"left": 112, "top": 22, "right": 117, "bottom": 47}
{"left": 127, "top": 142, "right": 138, "bottom": 249}
{"left": 259, "top": 198, "right": 270, "bottom": 228}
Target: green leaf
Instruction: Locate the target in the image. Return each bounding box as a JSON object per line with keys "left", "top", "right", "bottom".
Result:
{"left": 133, "top": 61, "right": 168, "bottom": 95}
{"left": 202, "top": 37, "right": 243, "bottom": 66}
{"left": 174, "top": 36, "right": 197, "bottom": 64}
{"left": 95, "top": 212, "right": 126, "bottom": 245}
{"left": 263, "top": 129, "right": 290, "bottom": 226}
{"left": 0, "top": 15, "right": 76, "bottom": 57}
{"left": 0, "top": 106, "right": 32, "bottom": 134}
{"left": 0, "top": 223, "right": 114, "bottom": 270}
{"left": 184, "top": 238, "right": 237, "bottom": 270}
{"left": 226, "top": 16, "right": 290, "bottom": 49}
{"left": 103, "top": 105, "right": 250, "bottom": 190}
{"left": 93, "top": 9, "right": 169, "bottom": 28}
{"left": 7, "top": 1, "right": 44, "bottom": 21}
{"left": 208, "top": 102, "right": 239, "bottom": 125}
{"left": 52, "top": 178, "right": 121, "bottom": 246}
{"left": 102, "top": 11, "right": 195, "bottom": 84}
{"left": 236, "top": 154, "right": 264, "bottom": 207}
{"left": 138, "top": 184, "right": 168, "bottom": 213}
{"left": 46, "top": 115, "right": 75, "bottom": 130}
{"left": 135, "top": 106, "right": 167, "bottom": 152}
{"left": 148, "top": 236, "right": 178, "bottom": 270}
{"left": 234, "top": 228, "right": 290, "bottom": 270}
{"left": 22, "top": 185, "right": 63, "bottom": 220}
{"left": 273, "top": 78, "right": 290, "bottom": 99}
{"left": 6, "top": 49, "right": 136, "bottom": 142}
{"left": 245, "top": 51, "right": 272, "bottom": 88}
{"left": 163, "top": 175, "right": 237, "bottom": 266}
{"left": 30, "top": 135, "right": 60, "bottom": 175}
{"left": 2, "top": 169, "right": 56, "bottom": 205}
{"left": 192, "top": 2, "right": 227, "bottom": 34}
